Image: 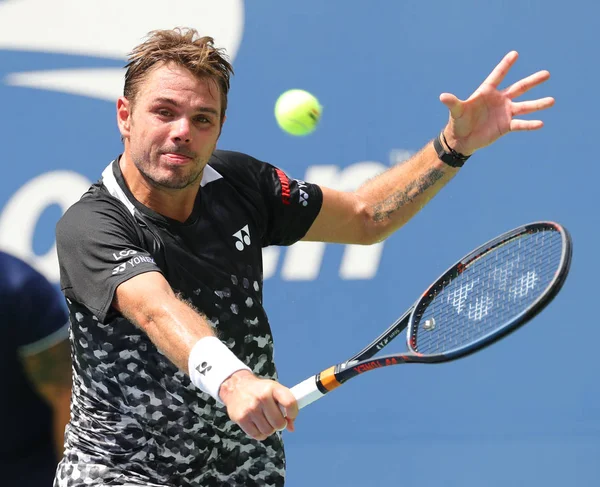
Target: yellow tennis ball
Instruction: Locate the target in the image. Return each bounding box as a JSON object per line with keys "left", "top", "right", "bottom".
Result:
{"left": 274, "top": 89, "right": 322, "bottom": 136}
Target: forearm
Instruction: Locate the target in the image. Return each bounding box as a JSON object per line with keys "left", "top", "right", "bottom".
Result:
{"left": 357, "top": 140, "right": 459, "bottom": 242}
{"left": 137, "top": 300, "right": 253, "bottom": 405}
{"left": 113, "top": 273, "right": 250, "bottom": 402}
{"left": 124, "top": 294, "right": 216, "bottom": 373}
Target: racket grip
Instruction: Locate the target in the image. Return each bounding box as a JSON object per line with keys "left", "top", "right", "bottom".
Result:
{"left": 278, "top": 376, "right": 325, "bottom": 417}
{"left": 290, "top": 376, "right": 325, "bottom": 410}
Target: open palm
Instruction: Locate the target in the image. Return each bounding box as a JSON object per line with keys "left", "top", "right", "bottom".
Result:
{"left": 440, "top": 51, "right": 554, "bottom": 155}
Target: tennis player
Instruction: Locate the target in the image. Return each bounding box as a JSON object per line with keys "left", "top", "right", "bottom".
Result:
{"left": 0, "top": 250, "right": 71, "bottom": 487}
{"left": 54, "top": 28, "right": 553, "bottom": 486}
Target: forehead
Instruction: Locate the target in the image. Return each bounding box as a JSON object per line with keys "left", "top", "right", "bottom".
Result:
{"left": 137, "top": 62, "right": 221, "bottom": 109}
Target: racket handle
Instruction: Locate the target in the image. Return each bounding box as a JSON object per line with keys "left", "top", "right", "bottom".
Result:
{"left": 290, "top": 376, "right": 324, "bottom": 410}
{"left": 278, "top": 376, "right": 325, "bottom": 417}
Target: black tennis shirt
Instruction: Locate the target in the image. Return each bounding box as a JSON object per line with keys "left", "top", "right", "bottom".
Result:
{"left": 54, "top": 150, "right": 323, "bottom": 487}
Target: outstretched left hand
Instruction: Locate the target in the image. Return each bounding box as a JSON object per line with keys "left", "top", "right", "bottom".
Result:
{"left": 440, "top": 51, "right": 554, "bottom": 156}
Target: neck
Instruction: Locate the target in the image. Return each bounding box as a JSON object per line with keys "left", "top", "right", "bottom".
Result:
{"left": 119, "top": 154, "right": 201, "bottom": 222}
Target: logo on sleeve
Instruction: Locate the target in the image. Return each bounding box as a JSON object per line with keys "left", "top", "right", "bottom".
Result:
{"left": 296, "top": 180, "right": 309, "bottom": 206}
{"left": 111, "top": 254, "right": 156, "bottom": 274}
{"left": 112, "top": 249, "right": 138, "bottom": 261}
{"left": 275, "top": 168, "right": 291, "bottom": 205}
{"left": 233, "top": 225, "right": 251, "bottom": 251}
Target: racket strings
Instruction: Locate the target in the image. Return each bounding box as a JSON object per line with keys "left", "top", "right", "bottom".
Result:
{"left": 413, "top": 229, "right": 564, "bottom": 355}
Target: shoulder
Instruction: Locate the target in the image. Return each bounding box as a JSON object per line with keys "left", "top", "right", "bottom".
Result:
{"left": 210, "top": 149, "right": 264, "bottom": 166}
{"left": 209, "top": 150, "right": 271, "bottom": 178}
{"left": 57, "top": 182, "right": 136, "bottom": 236}
{"left": 207, "top": 150, "right": 286, "bottom": 200}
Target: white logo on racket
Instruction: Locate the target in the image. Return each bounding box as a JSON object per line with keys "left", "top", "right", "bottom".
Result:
{"left": 233, "top": 225, "right": 251, "bottom": 251}
{"left": 509, "top": 270, "right": 538, "bottom": 300}
{"left": 468, "top": 295, "right": 494, "bottom": 321}
{"left": 447, "top": 279, "right": 478, "bottom": 314}
{"left": 492, "top": 259, "right": 518, "bottom": 291}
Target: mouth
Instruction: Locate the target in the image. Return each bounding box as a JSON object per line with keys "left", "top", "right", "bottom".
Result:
{"left": 162, "top": 152, "right": 193, "bottom": 164}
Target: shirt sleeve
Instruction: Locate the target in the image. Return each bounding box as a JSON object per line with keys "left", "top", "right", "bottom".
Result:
{"left": 56, "top": 193, "right": 163, "bottom": 323}
{"left": 212, "top": 151, "right": 323, "bottom": 247}
{"left": 10, "top": 259, "right": 69, "bottom": 356}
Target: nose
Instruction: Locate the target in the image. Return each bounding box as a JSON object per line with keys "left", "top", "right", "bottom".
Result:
{"left": 171, "top": 118, "right": 191, "bottom": 143}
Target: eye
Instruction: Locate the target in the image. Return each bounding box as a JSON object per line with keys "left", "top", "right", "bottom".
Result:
{"left": 157, "top": 109, "right": 172, "bottom": 118}
{"left": 194, "top": 115, "right": 212, "bottom": 125}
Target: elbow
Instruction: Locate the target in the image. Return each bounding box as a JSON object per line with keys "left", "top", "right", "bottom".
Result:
{"left": 360, "top": 226, "right": 388, "bottom": 245}
{"left": 133, "top": 304, "right": 167, "bottom": 335}
{"left": 353, "top": 200, "right": 387, "bottom": 245}
{"left": 355, "top": 201, "right": 409, "bottom": 245}
{"left": 115, "top": 297, "right": 164, "bottom": 334}
{"left": 113, "top": 276, "right": 176, "bottom": 334}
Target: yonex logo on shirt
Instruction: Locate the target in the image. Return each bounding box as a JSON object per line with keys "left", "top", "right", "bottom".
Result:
{"left": 296, "top": 180, "right": 309, "bottom": 207}
{"left": 299, "top": 190, "right": 309, "bottom": 206}
{"left": 111, "top": 255, "right": 156, "bottom": 274}
{"left": 233, "top": 225, "right": 251, "bottom": 251}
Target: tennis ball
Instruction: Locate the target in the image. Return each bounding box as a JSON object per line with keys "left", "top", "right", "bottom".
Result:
{"left": 274, "top": 89, "right": 322, "bottom": 136}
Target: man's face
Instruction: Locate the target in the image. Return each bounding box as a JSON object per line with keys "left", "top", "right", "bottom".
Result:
{"left": 119, "top": 62, "right": 224, "bottom": 190}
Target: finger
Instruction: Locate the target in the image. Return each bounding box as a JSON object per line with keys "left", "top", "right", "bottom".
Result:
{"left": 262, "top": 401, "right": 287, "bottom": 433}
{"left": 509, "top": 119, "right": 544, "bottom": 131}
{"left": 439, "top": 93, "right": 464, "bottom": 119}
{"left": 511, "top": 97, "right": 555, "bottom": 116}
{"left": 286, "top": 417, "right": 295, "bottom": 433}
{"left": 251, "top": 412, "right": 276, "bottom": 438}
{"left": 272, "top": 386, "right": 299, "bottom": 421}
{"left": 238, "top": 418, "right": 266, "bottom": 441}
{"left": 505, "top": 70, "right": 551, "bottom": 99}
{"left": 482, "top": 51, "right": 519, "bottom": 88}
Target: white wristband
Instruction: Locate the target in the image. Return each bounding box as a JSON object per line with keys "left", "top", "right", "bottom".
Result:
{"left": 188, "top": 336, "right": 251, "bottom": 404}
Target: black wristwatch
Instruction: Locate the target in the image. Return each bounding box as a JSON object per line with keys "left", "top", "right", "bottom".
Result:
{"left": 433, "top": 132, "right": 470, "bottom": 168}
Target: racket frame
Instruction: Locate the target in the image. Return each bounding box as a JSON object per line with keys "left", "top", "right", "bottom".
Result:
{"left": 290, "top": 221, "right": 572, "bottom": 409}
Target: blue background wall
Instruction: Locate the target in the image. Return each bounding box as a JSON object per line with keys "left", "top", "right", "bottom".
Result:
{"left": 1, "top": 1, "right": 598, "bottom": 485}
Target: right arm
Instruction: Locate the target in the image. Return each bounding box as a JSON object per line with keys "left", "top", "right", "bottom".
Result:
{"left": 113, "top": 271, "right": 298, "bottom": 439}
{"left": 113, "top": 271, "right": 212, "bottom": 371}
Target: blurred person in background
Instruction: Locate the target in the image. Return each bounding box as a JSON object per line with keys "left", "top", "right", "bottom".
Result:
{"left": 1, "top": 250, "right": 71, "bottom": 486}
{"left": 54, "top": 27, "right": 553, "bottom": 486}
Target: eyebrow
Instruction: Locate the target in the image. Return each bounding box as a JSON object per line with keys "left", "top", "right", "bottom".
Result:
{"left": 152, "top": 97, "right": 219, "bottom": 116}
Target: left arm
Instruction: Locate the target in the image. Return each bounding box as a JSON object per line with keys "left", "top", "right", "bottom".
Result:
{"left": 21, "top": 338, "right": 72, "bottom": 459}
{"left": 303, "top": 51, "right": 554, "bottom": 244}
{"left": 304, "top": 143, "right": 458, "bottom": 244}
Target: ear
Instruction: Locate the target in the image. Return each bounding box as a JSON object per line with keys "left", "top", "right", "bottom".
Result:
{"left": 117, "top": 97, "right": 132, "bottom": 138}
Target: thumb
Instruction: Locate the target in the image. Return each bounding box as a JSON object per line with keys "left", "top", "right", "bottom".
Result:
{"left": 439, "top": 93, "right": 464, "bottom": 119}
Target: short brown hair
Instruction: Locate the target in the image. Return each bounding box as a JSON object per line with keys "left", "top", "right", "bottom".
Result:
{"left": 123, "top": 27, "right": 233, "bottom": 120}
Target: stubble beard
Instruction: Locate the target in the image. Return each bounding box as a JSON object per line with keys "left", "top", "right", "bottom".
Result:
{"left": 134, "top": 152, "right": 208, "bottom": 190}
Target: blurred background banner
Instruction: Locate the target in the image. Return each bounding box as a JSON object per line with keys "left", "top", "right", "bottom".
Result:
{"left": 1, "top": 1, "right": 597, "bottom": 485}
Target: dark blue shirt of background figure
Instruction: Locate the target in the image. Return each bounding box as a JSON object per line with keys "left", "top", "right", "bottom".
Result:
{"left": 0, "top": 251, "right": 71, "bottom": 486}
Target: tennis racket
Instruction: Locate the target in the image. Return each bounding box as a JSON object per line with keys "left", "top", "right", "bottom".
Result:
{"left": 289, "top": 221, "right": 572, "bottom": 409}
